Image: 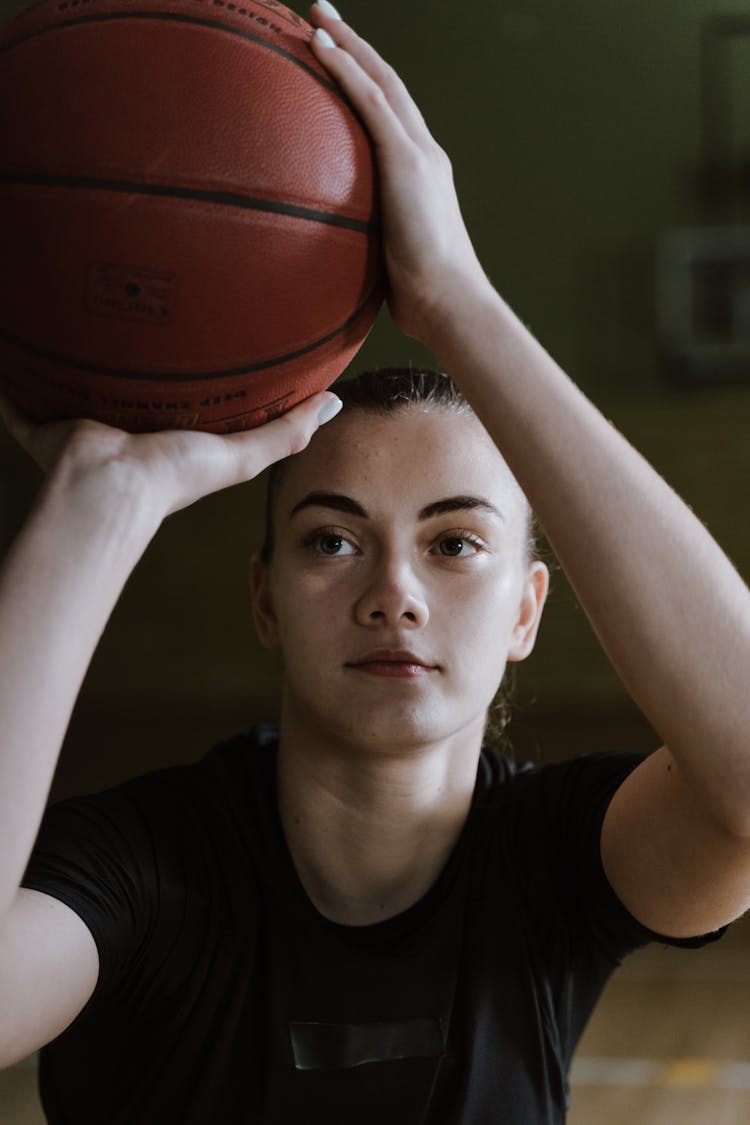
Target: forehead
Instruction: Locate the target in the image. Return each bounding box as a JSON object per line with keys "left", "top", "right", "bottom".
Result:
{"left": 275, "top": 407, "right": 527, "bottom": 521}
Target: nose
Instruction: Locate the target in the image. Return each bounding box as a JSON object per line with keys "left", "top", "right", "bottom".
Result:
{"left": 354, "top": 555, "right": 429, "bottom": 629}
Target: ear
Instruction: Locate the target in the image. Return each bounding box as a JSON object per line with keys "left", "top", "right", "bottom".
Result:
{"left": 507, "top": 560, "right": 549, "bottom": 663}
{"left": 249, "top": 552, "right": 280, "bottom": 650}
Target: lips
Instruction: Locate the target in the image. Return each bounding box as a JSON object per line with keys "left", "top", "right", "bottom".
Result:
{"left": 346, "top": 649, "right": 438, "bottom": 677}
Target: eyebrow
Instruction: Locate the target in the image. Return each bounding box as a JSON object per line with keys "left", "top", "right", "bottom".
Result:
{"left": 288, "top": 491, "right": 504, "bottom": 522}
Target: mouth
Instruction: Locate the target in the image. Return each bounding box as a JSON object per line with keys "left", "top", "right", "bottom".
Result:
{"left": 345, "top": 650, "right": 438, "bottom": 679}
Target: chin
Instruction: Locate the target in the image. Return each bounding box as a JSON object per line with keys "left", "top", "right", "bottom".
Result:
{"left": 326, "top": 706, "right": 484, "bottom": 758}
{"left": 283, "top": 682, "right": 488, "bottom": 756}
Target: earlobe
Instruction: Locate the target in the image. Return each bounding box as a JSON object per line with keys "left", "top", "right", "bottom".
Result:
{"left": 507, "top": 561, "right": 550, "bottom": 663}
{"left": 249, "top": 553, "right": 280, "bottom": 650}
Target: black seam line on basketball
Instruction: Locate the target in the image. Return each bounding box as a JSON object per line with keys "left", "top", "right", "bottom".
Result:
{"left": 1, "top": 173, "right": 378, "bottom": 235}
{"left": 203, "top": 405, "right": 286, "bottom": 424}
{"left": 0, "top": 288, "right": 381, "bottom": 382}
{"left": 0, "top": 11, "right": 343, "bottom": 101}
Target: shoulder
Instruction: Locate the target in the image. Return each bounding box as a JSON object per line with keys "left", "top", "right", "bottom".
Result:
{"left": 472, "top": 746, "right": 648, "bottom": 914}
{"left": 476, "top": 744, "right": 645, "bottom": 814}
{"left": 470, "top": 747, "right": 656, "bottom": 962}
{"left": 100, "top": 724, "right": 275, "bottom": 812}
{"left": 27, "top": 725, "right": 277, "bottom": 871}
{"left": 21, "top": 727, "right": 276, "bottom": 998}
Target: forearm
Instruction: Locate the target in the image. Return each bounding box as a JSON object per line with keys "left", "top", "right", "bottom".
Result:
{"left": 0, "top": 461, "right": 160, "bottom": 922}
{"left": 426, "top": 281, "right": 750, "bottom": 832}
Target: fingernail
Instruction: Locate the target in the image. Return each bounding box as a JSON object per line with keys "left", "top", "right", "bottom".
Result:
{"left": 316, "top": 0, "right": 342, "bottom": 18}
{"left": 317, "top": 395, "right": 343, "bottom": 425}
{"left": 313, "top": 26, "right": 336, "bottom": 48}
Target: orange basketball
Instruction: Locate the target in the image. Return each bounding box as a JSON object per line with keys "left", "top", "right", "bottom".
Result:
{"left": 0, "top": 0, "right": 382, "bottom": 433}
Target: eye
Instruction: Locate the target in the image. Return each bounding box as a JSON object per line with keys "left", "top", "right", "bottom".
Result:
{"left": 302, "top": 529, "right": 358, "bottom": 557}
{"left": 434, "top": 532, "right": 485, "bottom": 558}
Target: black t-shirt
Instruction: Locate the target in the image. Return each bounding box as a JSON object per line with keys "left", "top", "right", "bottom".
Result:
{"left": 21, "top": 727, "right": 725, "bottom": 1124}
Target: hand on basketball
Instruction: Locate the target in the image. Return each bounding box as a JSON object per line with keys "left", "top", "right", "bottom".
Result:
{"left": 0, "top": 390, "right": 342, "bottom": 519}
{"left": 309, "top": 2, "right": 490, "bottom": 344}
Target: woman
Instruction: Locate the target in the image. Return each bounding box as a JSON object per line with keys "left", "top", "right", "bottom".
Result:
{"left": 0, "top": 4, "right": 749, "bottom": 1122}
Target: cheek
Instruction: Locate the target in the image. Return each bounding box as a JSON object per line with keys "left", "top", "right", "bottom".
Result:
{"left": 439, "top": 568, "right": 525, "bottom": 665}
{"left": 442, "top": 562, "right": 522, "bottom": 622}
{"left": 271, "top": 566, "right": 345, "bottom": 649}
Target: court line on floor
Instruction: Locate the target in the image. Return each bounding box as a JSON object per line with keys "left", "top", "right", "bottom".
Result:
{"left": 572, "top": 1056, "right": 750, "bottom": 1089}
{"left": 11, "top": 1051, "right": 750, "bottom": 1089}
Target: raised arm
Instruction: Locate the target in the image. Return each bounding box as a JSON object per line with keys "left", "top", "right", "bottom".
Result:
{"left": 310, "top": 3, "right": 750, "bottom": 937}
{"left": 0, "top": 390, "right": 339, "bottom": 929}
{"left": 0, "top": 392, "right": 340, "bottom": 1066}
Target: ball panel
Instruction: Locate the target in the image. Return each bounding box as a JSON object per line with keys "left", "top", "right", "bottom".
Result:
{"left": 1, "top": 185, "right": 381, "bottom": 371}
{"left": 1, "top": 0, "right": 317, "bottom": 63}
{"left": 0, "top": 283, "right": 382, "bottom": 432}
{"left": 0, "top": 15, "right": 376, "bottom": 223}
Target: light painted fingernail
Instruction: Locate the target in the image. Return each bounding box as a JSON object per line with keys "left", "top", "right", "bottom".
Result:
{"left": 313, "top": 26, "right": 337, "bottom": 48}
{"left": 316, "top": 0, "right": 342, "bottom": 18}
{"left": 317, "top": 395, "right": 343, "bottom": 425}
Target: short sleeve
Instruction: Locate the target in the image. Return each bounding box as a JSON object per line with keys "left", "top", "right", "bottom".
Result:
{"left": 504, "top": 752, "right": 729, "bottom": 965}
{"left": 21, "top": 785, "right": 161, "bottom": 1003}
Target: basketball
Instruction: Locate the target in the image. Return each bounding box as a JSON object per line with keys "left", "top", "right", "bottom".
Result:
{"left": 0, "top": 0, "right": 382, "bottom": 433}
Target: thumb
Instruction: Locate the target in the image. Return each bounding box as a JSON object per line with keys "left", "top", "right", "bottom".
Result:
{"left": 226, "top": 390, "right": 344, "bottom": 478}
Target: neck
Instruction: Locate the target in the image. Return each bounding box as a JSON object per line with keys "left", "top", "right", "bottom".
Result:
{"left": 275, "top": 696, "right": 483, "bottom": 926}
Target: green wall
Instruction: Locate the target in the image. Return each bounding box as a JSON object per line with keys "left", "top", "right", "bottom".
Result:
{"left": 337, "top": 0, "right": 741, "bottom": 394}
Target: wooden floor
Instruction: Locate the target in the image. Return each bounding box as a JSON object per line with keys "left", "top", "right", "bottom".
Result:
{"left": 2, "top": 913, "right": 749, "bottom": 1123}
{"left": 569, "top": 911, "right": 750, "bottom": 1124}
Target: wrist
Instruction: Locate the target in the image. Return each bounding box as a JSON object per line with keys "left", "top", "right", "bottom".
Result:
{"left": 41, "top": 450, "right": 163, "bottom": 556}
{"left": 417, "top": 272, "right": 507, "bottom": 360}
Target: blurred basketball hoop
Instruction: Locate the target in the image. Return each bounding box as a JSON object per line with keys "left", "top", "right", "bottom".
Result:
{"left": 657, "top": 226, "right": 750, "bottom": 382}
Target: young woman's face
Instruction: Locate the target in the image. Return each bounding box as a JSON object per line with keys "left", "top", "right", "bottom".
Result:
{"left": 251, "top": 407, "right": 548, "bottom": 754}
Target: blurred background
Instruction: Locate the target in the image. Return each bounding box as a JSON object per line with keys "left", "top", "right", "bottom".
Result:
{"left": 1, "top": 0, "right": 749, "bottom": 1121}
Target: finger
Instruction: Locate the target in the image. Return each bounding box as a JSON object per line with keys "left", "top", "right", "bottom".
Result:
{"left": 309, "top": 4, "right": 429, "bottom": 146}
{"left": 223, "top": 390, "right": 343, "bottom": 482}
{"left": 310, "top": 26, "right": 412, "bottom": 155}
{"left": 310, "top": 8, "right": 428, "bottom": 138}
